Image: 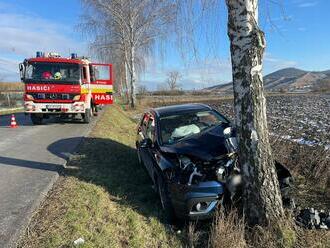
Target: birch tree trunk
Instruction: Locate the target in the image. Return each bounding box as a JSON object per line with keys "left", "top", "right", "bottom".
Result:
{"left": 129, "top": 45, "right": 137, "bottom": 108}
{"left": 123, "top": 61, "right": 129, "bottom": 104}
{"left": 226, "top": 0, "right": 284, "bottom": 226}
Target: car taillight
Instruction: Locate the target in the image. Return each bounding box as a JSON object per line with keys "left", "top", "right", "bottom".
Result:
{"left": 24, "top": 94, "right": 34, "bottom": 101}
{"left": 73, "top": 95, "right": 81, "bottom": 101}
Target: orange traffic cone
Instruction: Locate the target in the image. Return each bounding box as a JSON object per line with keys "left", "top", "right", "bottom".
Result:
{"left": 10, "top": 114, "right": 18, "bottom": 128}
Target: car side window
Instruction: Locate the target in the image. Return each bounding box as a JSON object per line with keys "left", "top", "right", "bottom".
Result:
{"left": 146, "top": 117, "right": 155, "bottom": 141}
{"left": 141, "top": 114, "right": 149, "bottom": 134}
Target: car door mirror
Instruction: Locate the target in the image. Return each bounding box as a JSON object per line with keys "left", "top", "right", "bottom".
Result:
{"left": 140, "top": 138, "right": 152, "bottom": 148}
{"left": 19, "top": 63, "right": 25, "bottom": 80}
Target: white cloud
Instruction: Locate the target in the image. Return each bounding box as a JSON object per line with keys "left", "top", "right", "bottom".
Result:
{"left": 142, "top": 58, "right": 233, "bottom": 90}
{"left": 142, "top": 54, "right": 299, "bottom": 90}
{"left": 264, "top": 53, "right": 297, "bottom": 72}
{"left": 0, "top": 57, "right": 20, "bottom": 80}
{"left": 298, "top": 2, "right": 318, "bottom": 8}
{"left": 0, "top": 13, "right": 86, "bottom": 56}
{"left": 0, "top": 11, "right": 87, "bottom": 81}
{"left": 298, "top": 27, "right": 307, "bottom": 31}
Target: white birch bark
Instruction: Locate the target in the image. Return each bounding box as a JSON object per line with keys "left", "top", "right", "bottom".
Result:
{"left": 124, "top": 61, "right": 129, "bottom": 102}
{"left": 226, "top": 0, "right": 284, "bottom": 225}
{"left": 129, "top": 45, "right": 137, "bottom": 108}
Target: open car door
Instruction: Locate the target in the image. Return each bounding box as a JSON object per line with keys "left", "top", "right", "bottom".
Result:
{"left": 90, "top": 63, "right": 113, "bottom": 105}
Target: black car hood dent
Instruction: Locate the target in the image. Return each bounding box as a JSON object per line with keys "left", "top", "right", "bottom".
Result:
{"left": 160, "top": 125, "right": 231, "bottom": 161}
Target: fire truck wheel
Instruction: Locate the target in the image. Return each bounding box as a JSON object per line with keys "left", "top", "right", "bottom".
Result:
{"left": 30, "top": 114, "right": 43, "bottom": 125}
{"left": 82, "top": 108, "right": 91, "bottom": 123}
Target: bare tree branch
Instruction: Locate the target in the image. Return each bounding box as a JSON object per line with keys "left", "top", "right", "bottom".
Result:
{"left": 166, "top": 70, "right": 182, "bottom": 91}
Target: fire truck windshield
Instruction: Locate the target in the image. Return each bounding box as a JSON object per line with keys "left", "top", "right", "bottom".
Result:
{"left": 25, "top": 62, "right": 81, "bottom": 84}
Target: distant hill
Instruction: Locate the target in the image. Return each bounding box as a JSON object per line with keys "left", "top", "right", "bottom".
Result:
{"left": 204, "top": 67, "right": 330, "bottom": 93}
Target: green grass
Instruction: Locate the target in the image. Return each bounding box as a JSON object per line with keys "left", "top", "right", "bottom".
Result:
{"left": 21, "top": 105, "right": 183, "bottom": 248}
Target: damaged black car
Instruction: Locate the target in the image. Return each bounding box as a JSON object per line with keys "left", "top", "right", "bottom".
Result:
{"left": 136, "top": 103, "right": 293, "bottom": 220}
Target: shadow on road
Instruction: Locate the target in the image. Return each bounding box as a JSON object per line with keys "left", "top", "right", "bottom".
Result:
{"left": 48, "top": 137, "right": 84, "bottom": 160}
{"left": 0, "top": 134, "right": 165, "bottom": 225}
{"left": 0, "top": 113, "right": 32, "bottom": 127}
{"left": 0, "top": 113, "right": 86, "bottom": 127}
{"left": 0, "top": 136, "right": 84, "bottom": 172}
{"left": 0, "top": 156, "right": 60, "bottom": 172}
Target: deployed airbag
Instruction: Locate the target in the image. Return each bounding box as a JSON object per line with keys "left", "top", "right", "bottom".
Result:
{"left": 171, "top": 124, "right": 200, "bottom": 139}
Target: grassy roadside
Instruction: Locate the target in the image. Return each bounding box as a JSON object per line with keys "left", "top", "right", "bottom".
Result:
{"left": 0, "top": 107, "right": 23, "bottom": 115}
{"left": 20, "top": 105, "right": 183, "bottom": 248}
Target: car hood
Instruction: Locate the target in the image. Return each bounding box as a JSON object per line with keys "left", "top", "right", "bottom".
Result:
{"left": 160, "top": 124, "right": 232, "bottom": 161}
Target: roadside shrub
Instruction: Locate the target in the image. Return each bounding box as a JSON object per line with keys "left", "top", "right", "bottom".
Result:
{"left": 209, "top": 209, "right": 247, "bottom": 248}
{"left": 247, "top": 216, "right": 296, "bottom": 248}
{"left": 0, "top": 93, "right": 23, "bottom": 107}
{"left": 152, "top": 90, "right": 185, "bottom": 96}
{"left": 271, "top": 138, "right": 329, "bottom": 181}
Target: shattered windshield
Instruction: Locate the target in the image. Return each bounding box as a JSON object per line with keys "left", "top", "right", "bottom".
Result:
{"left": 160, "top": 110, "right": 228, "bottom": 145}
{"left": 25, "top": 62, "right": 81, "bottom": 84}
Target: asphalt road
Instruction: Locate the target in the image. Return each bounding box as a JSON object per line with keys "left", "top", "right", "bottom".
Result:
{"left": 0, "top": 113, "right": 96, "bottom": 248}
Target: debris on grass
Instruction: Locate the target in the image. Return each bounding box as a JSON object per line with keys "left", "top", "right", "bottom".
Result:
{"left": 73, "top": 237, "right": 85, "bottom": 246}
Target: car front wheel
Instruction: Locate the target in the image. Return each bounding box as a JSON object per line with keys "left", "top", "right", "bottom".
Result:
{"left": 137, "top": 146, "right": 142, "bottom": 165}
{"left": 157, "top": 174, "right": 175, "bottom": 223}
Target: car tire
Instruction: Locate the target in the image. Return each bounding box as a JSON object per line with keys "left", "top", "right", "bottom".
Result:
{"left": 156, "top": 174, "right": 175, "bottom": 223}
{"left": 137, "top": 146, "right": 142, "bottom": 165}
{"left": 30, "top": 114, "right": 43, "bottom": 125}
{"left": 82, "top": 108, "right": 92, "bottom": 123}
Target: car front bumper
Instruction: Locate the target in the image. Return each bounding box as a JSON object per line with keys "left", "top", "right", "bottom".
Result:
{"left": 169, "top": 180, "right": 224, "bottom": 220}
{"left": 24, "top": 101, "right": 86, "bottom": 114}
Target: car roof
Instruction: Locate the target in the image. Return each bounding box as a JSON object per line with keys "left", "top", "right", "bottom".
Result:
{"left": 151, "top": 103, "right": 213, "bottom": 117}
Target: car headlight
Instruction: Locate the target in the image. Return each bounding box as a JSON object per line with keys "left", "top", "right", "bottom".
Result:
{"left": 216, "top": 165, "right": 227, "bottom": 183}
{"left": 73, "top": 95, "right": 81, "bottom": 101}
{"left": 223, "top": 127, "right": 232, "bottom": 137}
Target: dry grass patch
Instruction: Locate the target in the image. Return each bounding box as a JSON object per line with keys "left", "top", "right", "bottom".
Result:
{"left": 0, "top": 82, "right": 24, "bottom": 92}
{"left": 209, "top": 209, "right": 247, "bottom": 248}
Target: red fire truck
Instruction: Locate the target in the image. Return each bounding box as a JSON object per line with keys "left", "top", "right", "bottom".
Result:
{"left": 19, "top": 52, "right": 113, "bottom": 124}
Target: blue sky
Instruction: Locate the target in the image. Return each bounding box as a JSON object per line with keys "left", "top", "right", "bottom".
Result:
{"left": 0, "top": 0, "right": 329, "bottom": 89}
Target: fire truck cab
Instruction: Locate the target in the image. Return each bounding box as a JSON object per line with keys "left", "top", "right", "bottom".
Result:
{"left": 19, "top": 52, "right": 113, "bottom": 124}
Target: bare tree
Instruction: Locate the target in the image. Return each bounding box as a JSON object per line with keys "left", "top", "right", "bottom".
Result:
{"left": 166, "top": 70, "right": 182, "bottom": 91}
{"left": 137, "top": 85, "right": 148, "bottom": 95}
{"left": 79, "top": 6, "right": 129, "bottom": 100}
{"left": 157, "top": 83, "right": 168, "bottom": 92}
{"left": 226, "top": 0, "right": 284, "bottom": 225}
{"left": 81, "top": 0, "right": 176, "bottom": 108}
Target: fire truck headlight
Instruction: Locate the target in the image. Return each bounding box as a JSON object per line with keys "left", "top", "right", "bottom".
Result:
{"left": 73, "top": 95, "right": 81, "bottom": 101}
{"left": 25, "top": 94, "right": 34, "bottom": 101}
